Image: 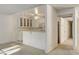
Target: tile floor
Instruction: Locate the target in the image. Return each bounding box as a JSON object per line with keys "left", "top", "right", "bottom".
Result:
{"left": 0, "top": 42, "right": 46, "bottom": 55}
{"left": 0, "top": 39, "right": 79, "bottom": 55}
{"left": 48, "top": 39, "right": 79, "bottom": 55}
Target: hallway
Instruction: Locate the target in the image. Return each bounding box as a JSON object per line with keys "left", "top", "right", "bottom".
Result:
{"left": 60, "top": 38, "right": 73, "bottom": 49}
{"left": 49, "top": 39, "right": 79, "bottom": 55}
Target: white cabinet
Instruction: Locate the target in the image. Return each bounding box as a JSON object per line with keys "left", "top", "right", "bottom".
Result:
{"left": 23, "top": 31, "right": 46, "bottom": 50}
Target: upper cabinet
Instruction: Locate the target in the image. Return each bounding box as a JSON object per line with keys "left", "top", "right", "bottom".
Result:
{"left": 18, "top": 5, "right": 46, "bottom": 32}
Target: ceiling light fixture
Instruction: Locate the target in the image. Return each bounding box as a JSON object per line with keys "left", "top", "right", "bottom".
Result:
{"left": 35, "top": 8, "right": 38, "bottom": 14}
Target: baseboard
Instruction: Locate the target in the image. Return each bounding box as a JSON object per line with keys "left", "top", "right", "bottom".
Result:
{"left": 45, "top": 44, "right": 58, "bottom": 53}
{"left": 22, "top": 42, "right": 45, "bottom": 51}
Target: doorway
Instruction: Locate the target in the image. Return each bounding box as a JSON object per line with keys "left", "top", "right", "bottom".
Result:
{"left": 57, "top": 17, "right": 73, "bottom": 49}
{"left": 68, "top": 21, "right": 73, "bottom": 39}
{"left": 58, "top": 21, "right": 60, "bottom": 44}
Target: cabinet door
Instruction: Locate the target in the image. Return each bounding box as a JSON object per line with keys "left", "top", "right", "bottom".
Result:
{"left": 23, "top": 32, "right": 32, "bottom": 44}
{"left": 24, "top": 18, "right": 26, "bottom": 26}
{"left": 27, "top": 19, "right": 30, "bottom": 27}
{"left": 20, "top": 18, "right": 23, "bottom": 27}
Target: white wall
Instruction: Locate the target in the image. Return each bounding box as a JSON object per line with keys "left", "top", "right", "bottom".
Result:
{"left": 46, "top": 5, "right": 58, "bottom": 53}
{"left": 73, "top": 7, "right": 78, "bottom": 49}
{"left": 60, "top": 17, "right": 70, "bottom": 44}
{"left": 77, "top": 17, "right": 79, "bottom": 38}
{"left": 11, "top": 12, "right": 24, "bottom": 42}
{"left": 0, "top": 15, "right": 17, "bottom": 44}
{"left": 75, "top": 8, "right": 79, "bottom": 49}
{"left": 57, "top": 8, "right": 74, "bottom": 17}
{"left": 77, "top": 16, "right": 79, "bottom": 49}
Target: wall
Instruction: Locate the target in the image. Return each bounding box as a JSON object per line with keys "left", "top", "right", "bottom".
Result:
{"left": 78, "top": 17, "right": 79, "bottom": 36}
{"left": 57, "top": 8, "right": 74, "bottom": 17}
{"left": 64, "top": 17, "right": 73, "bottom": 39}
{"left": 11, "top": 12, "right": 24, "bottom": 42}
{"left": 75, "top": 7, "right": 79, "bottom": 44}
{"left": 60, "top": 17, "right": 70, "bottom": 44}
{"left": 72, "top": 7, "right": 78, "bottom": 49}
{"left": 46, "top": 5, "right": 58, "bottom": 53}
{"left": 77, "top": 16, "right": 79, "bottom": 49}
{"left": 0, "top": 15, "right": 17, "bottom": 44}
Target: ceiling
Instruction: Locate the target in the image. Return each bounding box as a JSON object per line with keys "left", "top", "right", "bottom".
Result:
{"left": 0, "top": 4, "right": 79, "bottom": 15}
{"left": 52, "top": 4, "right": 79, "bottom": 10}
{"left": 0, "top": 4, "right": 40, "bottom": 15}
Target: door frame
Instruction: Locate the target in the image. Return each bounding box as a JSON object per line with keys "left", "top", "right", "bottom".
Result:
{"left": 57, "top": 16, "right": 74, "bottom": 47}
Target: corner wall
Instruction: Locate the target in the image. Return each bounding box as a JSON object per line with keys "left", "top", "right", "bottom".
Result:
{"left": 46, "top": 5, "right": 58, "bottom": 53}
{"left": 73, "top": 7, "right": 78, "bottom": 49}
{"left": 0, "top": 15, "right": 17, "bottom": 44}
